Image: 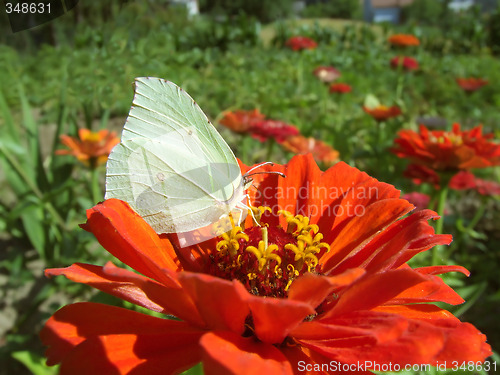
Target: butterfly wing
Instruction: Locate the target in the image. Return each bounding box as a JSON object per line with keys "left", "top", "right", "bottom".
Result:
{"left": 105, "top": 77, "right": 245, "bottom": 233}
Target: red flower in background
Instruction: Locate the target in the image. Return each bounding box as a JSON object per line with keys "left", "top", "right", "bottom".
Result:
{"left": 41, "top": 155, "right": 491, "bottom": 374}
{"left": 402, "top": 192, "right": 431, "bottom": 211}
{"left": 392, "top": 123, "right": 500, "bottom": 171}
{"left": 249, "top": 120, "right": 299, "bottom": 143}
{"left": 56, "top": 129, "right": 119, "bottom": 168}
{"left": 388, "top": 34, "right": 420, "bottom": 47}
{"left": 390, "top": 56, "right": 419, "bottom": 71}
{"left": 403, "top": 164, "right": 440, "bottom": 188}
{"left": 329, "top": 83, "right": 352, "bottom": 94}
{"left": 285, "top": 36, "right": 317, "bottom": 51}
{"left": 281, "top": 135, "right": 339, "bottom": 167}
{"left": 313, "top": 66, "right": 341, "bottom": 83}
{"left": 456, "top": 78, "right": 488, "bottom": 92}
{"left": 450, "top": 171, "right": 500, "bottom": 196}
{"left": 363, "top": 105, "right": 402, "bottom": 121}
{"left": 448, "top": 171, "right": 477, "bottom": 190}
{"left": 219, "top": 109, "right": 265, "bottom": 133}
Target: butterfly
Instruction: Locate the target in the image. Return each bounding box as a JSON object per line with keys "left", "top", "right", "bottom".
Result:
{"left": 105, "top": 77, "right": 281, "bottom": 246}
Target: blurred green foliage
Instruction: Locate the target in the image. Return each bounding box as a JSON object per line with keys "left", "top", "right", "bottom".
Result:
{"left": 199, "top": 0, "right": 295, "bottom": 23}
{"left": 1, "top": 2, "right": 499, "bottom": 374}
{"left": 302, "top": 0, "right": 362, "bottom": 20}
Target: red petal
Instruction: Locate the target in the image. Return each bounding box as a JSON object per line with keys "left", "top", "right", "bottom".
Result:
{"left": 390, "top": 272, "right": 465, "bottom": 305}
{"left": 332, "top": 209, "right": 452, "bottom": 274}
{"left": 321, "top": 269, "right": 432, "bottom": 319}
{"left": 81, "top": 199, "right": 179, "bottom": 285}
{"left": 58, "top": 333, "right": 202, "bottom": 375}
{"left": 416, "top": 265, "right": 469, "bottom": 276}
{"left": 236, "top": 284, "right": 315, "bottom": 344}
{"left": 45, "top": 263, "right": 204, "bottom": 325}
{"left": 178, "top": 273, "right": 250, "bottom": 334}
{"left": 296, "top": 313, "right": 440, "bottom": 365}
{"left": 321, "top": 199, "right": 414, "bottom": 273}
{"left": 291, "top": 316, "right": 402, "bottom": 344}
{"left": 200, "top": 331, "right": 293, "bottom": 375}
{"left": 40, "top": 302, "right": 205, "bottom": 369}
{"left": 288, "top": 269, "right": 365, "bottom": 309}
{"left": 373, "top": 304, "right": 457, "bottom": 320}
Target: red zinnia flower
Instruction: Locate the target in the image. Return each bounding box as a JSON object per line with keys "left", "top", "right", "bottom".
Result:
{"left": 249, "top": 120, "right": 299, "bottom": 143}
{"left": 390, "top": 56, "right": 419, "bottom": 71}
{"left": 402, "top": 192, "right": 431, "bottom": 211}
{"left": 281, "top": 135, "right": 339, "bottom": 167}
{"left": 313, "top": 66, "right": 341, "bottom": 83}
{"left": 450, "top": 171, "right": 500, "bottom": 196}
{"left": 448, "top": 171, "right": 477, "bottom": 190}
{"left": 219, "top": 109, "right": 266, "bottom": 133}
{"left": 363, "top": 105, "right": 402, "bottom": 121}
{"left": 388, "top": 34, "right": 420, "bottom": 47}
{"left": 403, "top": 164, "right": 441, "bottom": 188}
{"left": 456, "top": 78, "right": 488, "bottom": 92}
{"left": 329, "top": 83, "right": 352, "bottom": 94}
{"left": 41, "top": 155, "right": 491, "bottom": 374}
{"left": 56, "top": 129, "right": 119, "bottom": 169}
{"left": 392, "top": 123, "right": 500, "bottom": 171}
{"left": 285, "top": 36, "right": 317, "bottom": 51}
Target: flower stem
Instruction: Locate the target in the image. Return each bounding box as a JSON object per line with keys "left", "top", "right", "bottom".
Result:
{"left": 432, "top": 182, "right": 449, "bottom": 265}
{"left": 446, "top": 199, "right": 487, "bottom": 259}
{"left": 90, "top": 167, "right": 102, "bottom": 204}
{"left": 266, "top": 138, "right": 276, "bottom": 161}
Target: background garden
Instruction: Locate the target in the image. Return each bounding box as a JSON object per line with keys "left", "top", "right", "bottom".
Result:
{"left": 1, "top": 0, "right": 500, "bottom": 374}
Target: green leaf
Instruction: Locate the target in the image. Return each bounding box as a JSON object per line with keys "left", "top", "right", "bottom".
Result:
{"left": 20, "top": 202, "right": 47, "bottom": 260}
{"left": 11, "top": 350, "right": 58, "bottom": 375}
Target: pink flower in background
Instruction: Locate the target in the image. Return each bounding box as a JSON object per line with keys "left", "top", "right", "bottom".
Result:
{"left": 249, "top": 120, "right": 300, "bottom": 143}
{"left": 449, "top": 171, "right": 500, "bottom": 196}
{"left": 402, "top": 192, "right": 430, "bottom": 211}
{"left": 313, "top": 66, "right": 341, "bottom": 83}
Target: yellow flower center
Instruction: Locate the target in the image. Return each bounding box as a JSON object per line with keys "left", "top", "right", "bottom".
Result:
{"left": 207, "top": 207, "right": 330, "bottom": 298}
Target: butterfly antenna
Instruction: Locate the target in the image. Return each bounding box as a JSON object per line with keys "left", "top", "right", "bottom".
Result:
{"left": 246, "top": 171, "right": 286, "bottom": 178}
{"left": 244, "top": 162, "right": 286, "bottom": 179}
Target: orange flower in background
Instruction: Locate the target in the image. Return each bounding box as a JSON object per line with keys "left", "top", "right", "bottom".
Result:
{"left": 56, "top": 129, "right": 119, "bottom": 168}
{"left": 41, "top": 155, "right": 491, "bottom": 374}
{"left": 329, "top": 83, "right": 352, "bottom": 94}
{"left": 449, "top": 171, "right": 500, "bottom": 196}
{"left": 456, "top": 78, "right": 488, "bottom": 92}
{"left": 388, "top": 34, "right": 420, "bottom": 47}
{"left": 390, "top": 56, "right": 419, "bottom": 71}
{"left": 363, "top": 105, "right": 401, "bottom": 121}
{"left": 313, "top": 66, "right": 341, "bottom": 83}
{"left": 392, "top": 123, "right": 500, "bottom": 171}
{"left": 249, "top": 120, "right": 299, "bottom": 143}
{"left": 285, "top": 36, "right": 317, "bottom": 51}
{"left": 219, "top": 109, "right": 265, "bottom": 133}
{"left": 281, "top": 135, "right": 339, "bottom": 167}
